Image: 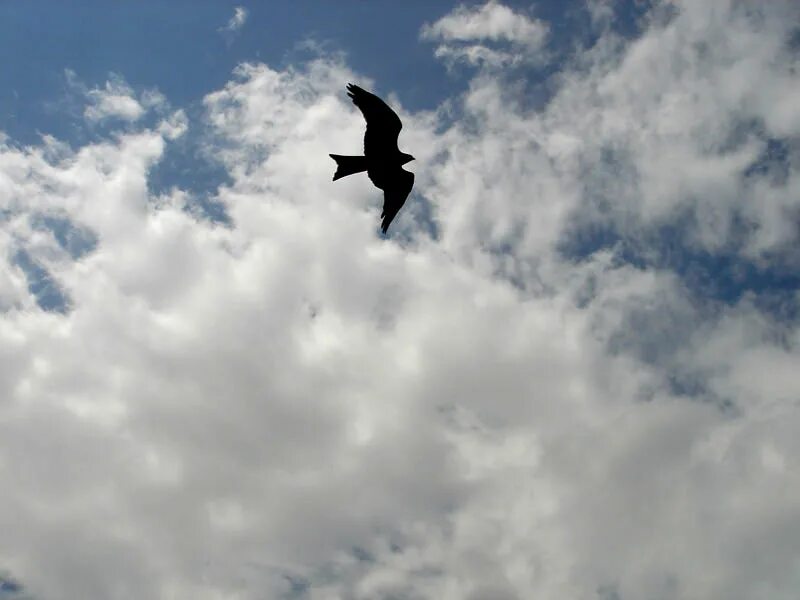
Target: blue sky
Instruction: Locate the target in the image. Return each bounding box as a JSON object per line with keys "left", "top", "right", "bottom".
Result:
{"left": 0, "top": 1, "right": 460, "bottom": 145}
{"left": 0, "top": 0, "right": 652, "bottom": 143}
{"left": 1, "top": 2, "right": 799, "bottom": 599}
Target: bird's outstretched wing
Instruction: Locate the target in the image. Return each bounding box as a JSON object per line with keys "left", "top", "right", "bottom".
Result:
{"left": 380, "top": 168, "right": 414, "bottom": 234}
{"left": 347, "top": 83, "right": 402, "bottom": 156}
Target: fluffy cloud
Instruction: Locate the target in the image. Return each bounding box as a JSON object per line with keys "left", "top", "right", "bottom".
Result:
{"left": 421, "top": 1, "right": 549, "bottom": 68}
{"left": 1, "top": 1, "right": 799, "bottom": 599}
{"left": 421, "top": 1, "right": 547, "bottom": 45}
{"left": 65, "top": 71, "right": 169, "bottom": 124}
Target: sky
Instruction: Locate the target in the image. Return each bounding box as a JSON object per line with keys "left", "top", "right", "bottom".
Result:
{"left": 0, "top": 1, "right": 799, "bottom": 598}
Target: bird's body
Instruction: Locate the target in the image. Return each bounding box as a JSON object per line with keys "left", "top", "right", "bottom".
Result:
{"left": 330, "top": 83, "right": 415, "bottom": 234}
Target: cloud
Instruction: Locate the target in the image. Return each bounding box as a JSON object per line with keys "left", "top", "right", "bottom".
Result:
{"left": 421, "top": 1, "right": 549, "bottom": 68}
{"left": 586, "top": 0, "right": 616, "bottom": 29}
{"left": 65, "top": 71, "right": 170, "bottom": 124}
{"left": 421, "top": 0, "right": 547, "bottom": 46}
{"left": 84, "top": 78, "right": 145, "bottom": 123}
{"left": 220, "top": 6, "right": 248, "bottom": 35}
{"left": 1, "top": 1, "right": 799, "bottom": 599}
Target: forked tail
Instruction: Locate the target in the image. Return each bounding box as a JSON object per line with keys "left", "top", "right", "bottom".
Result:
{"left": 329, "top": 154, "right": 368, "bottom": 181}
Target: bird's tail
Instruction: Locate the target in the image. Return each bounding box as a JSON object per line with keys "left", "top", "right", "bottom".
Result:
{"left": 329, "top": 154, "right": 368, "bottom": 181}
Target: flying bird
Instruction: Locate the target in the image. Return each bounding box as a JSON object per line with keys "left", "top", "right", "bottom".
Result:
{"left": 330, "top": 83, "right": 415, "bottom": 234}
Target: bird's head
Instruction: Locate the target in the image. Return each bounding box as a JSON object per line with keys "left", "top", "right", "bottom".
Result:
{"left": 401, "top": 153, "right": 415, "bottom": 165}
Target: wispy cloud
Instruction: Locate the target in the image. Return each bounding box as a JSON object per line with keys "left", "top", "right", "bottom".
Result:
{"left": 220, "top": 6, "right": 248, "bottom": 35}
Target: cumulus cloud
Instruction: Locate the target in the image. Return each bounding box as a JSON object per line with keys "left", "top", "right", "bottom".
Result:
{"left": 65, "top": 71, "right": 169, "bottom": 124}
{"left": 1, "top": 1, "right": 799, "bottom": 599}
{"left": 421, "top": 1, "right": 549, "bottom": 68}
{"left": 85, "top": 79, "right": 147, "bottom": 123}
{"left": 421, "top": 0, "right": 547, "bottom": 45}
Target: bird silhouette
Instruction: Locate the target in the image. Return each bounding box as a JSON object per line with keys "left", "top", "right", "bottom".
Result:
{"left": 330, "top": 83, "right": 415, "bottom": 234}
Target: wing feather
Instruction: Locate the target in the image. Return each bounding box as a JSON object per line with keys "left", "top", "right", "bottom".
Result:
{"left": 347, "top": 83, "right": 402, "bottom": 157}
{"left": 380, "top": 168, "right": 415, "bottom": 234}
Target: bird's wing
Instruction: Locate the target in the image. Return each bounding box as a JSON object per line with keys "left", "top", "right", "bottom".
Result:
{"left": 346, "top": 83, "right": 402, "bottom": 156}
{"left": 380, "top": 168, "right": 415, "bottom": 234}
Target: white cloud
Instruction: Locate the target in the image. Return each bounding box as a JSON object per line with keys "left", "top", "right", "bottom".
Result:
{"left": 68, "top": 72, "right": 168, "bottom": 124}
{"left": 421, "top": 1, "right": 549, "bottom": 68}
{"left": 221, "top": 6, "right": 248, "bottom": 35}
{"left": 421, "top": 0, "right": 547, "bottom": 46}
{"left": 84, "top": 78, "right": 145, "bottom": 123}
{"left": 1, "top": 1, "right": 800, "bottom": 599}
{"left": 586, "top": 0, "right": 616, "bottom": 29}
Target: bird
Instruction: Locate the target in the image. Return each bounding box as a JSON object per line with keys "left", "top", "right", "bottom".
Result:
{"left": 330, "top": 83, "right": 415, "bottom": 234}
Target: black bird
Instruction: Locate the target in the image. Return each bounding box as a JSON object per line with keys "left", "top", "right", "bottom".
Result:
{"left": 330, "top": 83, "right": 415, "bottom": 234}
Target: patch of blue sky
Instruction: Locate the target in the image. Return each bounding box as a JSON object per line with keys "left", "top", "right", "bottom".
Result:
{"left": 560, "top": 215, "right": 800, "bottom": 316}
{"left": 281, "top": 573, "right": 311, "bottom": 599}
{"left": 147, "top": 108, "right": 234, "bottom": 224}
{"left": 30, "top": 214, "right": 98, "bottom": 260}
{"left": 13, "top": 249, "right": 71, "bottom": 314}
{"left": 0, "top": 1, "right": 445, "bottom": 145}
{"left": 0, "top": 573, "right": 25, "bottom": 599}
